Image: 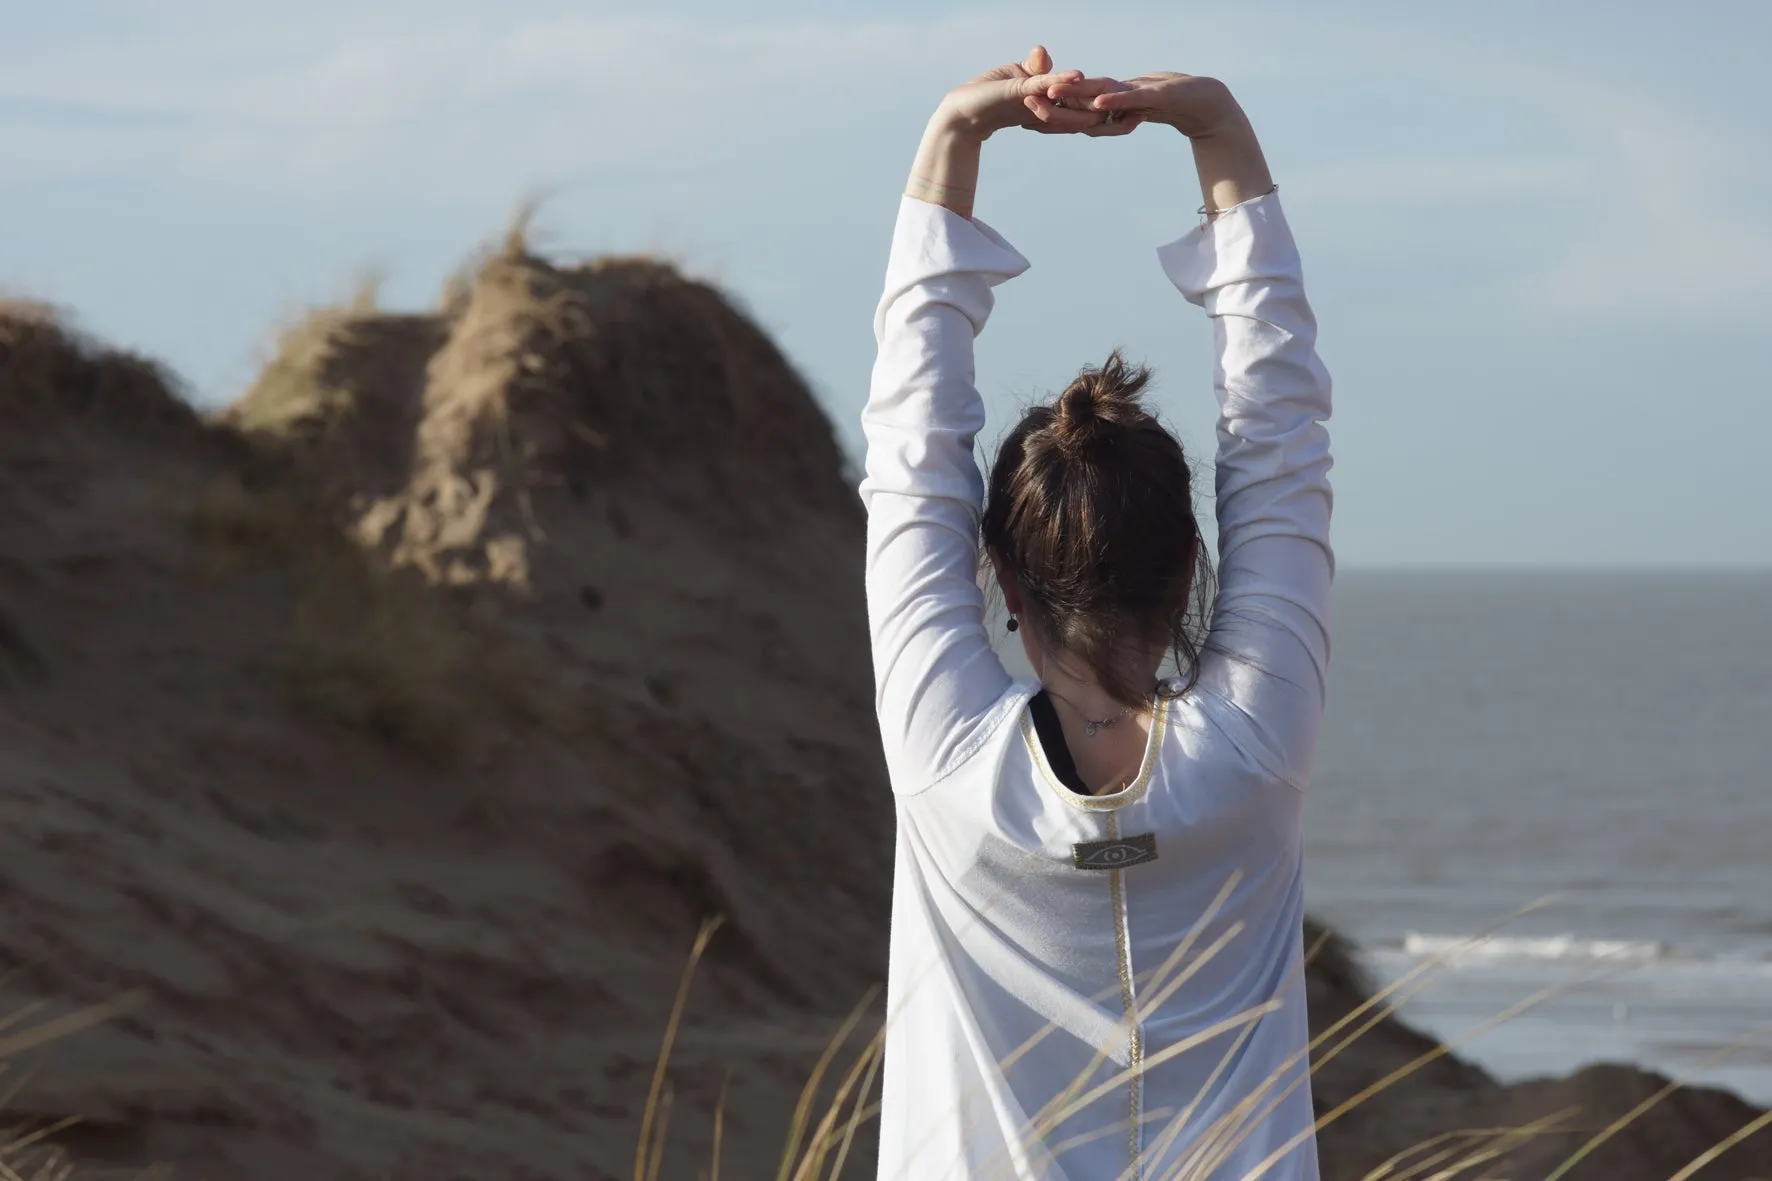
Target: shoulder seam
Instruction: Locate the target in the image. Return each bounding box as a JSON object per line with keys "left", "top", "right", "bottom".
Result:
{"left": 1189, "top": 684, "right": 1309, "bottom": 793}
{"left": 898, "top": 683, "right": 1035, "bottom": 799}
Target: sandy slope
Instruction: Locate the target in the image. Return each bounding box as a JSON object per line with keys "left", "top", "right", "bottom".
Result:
{"left": 0, "top": 241, "right": 1766, "bottom": 1181}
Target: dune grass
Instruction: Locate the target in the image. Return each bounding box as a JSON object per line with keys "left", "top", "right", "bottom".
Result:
{"left": 0, "top": 914, "right": 1766, "bottom": 1179}
{"left": 225, "top": 274, "right": 383, "bottom": 441}
{"left": 634, "top": 903, "right": 1772, "bottom": 1181}
{"left": 0, "top": 992, "right": 147, "bottom": 1181}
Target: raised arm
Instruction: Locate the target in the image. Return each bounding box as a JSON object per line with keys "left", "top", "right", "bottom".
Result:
{"left": 1178, "top": 183, "right": 1334, "bottom": 792}
{"left": 1068, "top": 74, "right": 1333, "bottom": 788}
{"left": 861, "top": 50, "right": 1099, "bottom": 794}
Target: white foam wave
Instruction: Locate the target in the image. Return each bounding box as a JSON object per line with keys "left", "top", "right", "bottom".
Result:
{"left": 1401, "top": 933, "right": 1666, "bottom": 963}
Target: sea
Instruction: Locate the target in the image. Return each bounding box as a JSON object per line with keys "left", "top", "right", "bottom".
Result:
{"left": 1305, "top": 570, "right": 1772, "bottom": 1104}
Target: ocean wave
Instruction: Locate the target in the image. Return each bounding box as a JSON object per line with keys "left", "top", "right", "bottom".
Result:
{"left": 1401, "top": 933, "right": 1668, "bottom": 962}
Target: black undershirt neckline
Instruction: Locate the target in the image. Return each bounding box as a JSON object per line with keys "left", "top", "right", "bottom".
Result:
{"left": 1028, "top": 690, "right": 1091, "bottom": 796}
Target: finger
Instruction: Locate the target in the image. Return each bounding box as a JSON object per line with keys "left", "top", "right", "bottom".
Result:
{"left": 1024, "top": 96, "right": 1108, "bottom": 133}
{"left": 1022, "top": 94, "right": 1087, "bottom": 127}
{"left": 1024, "top": 45, "right": 1052, "bottom": 76}
{"left": 970, "top": 63, "right": 1018, "bottom": 83}
{"left": 1083, "top": 114, "right": 1145, "bottom": 137}
{"left": 1048, "top": 110, "right": 1109, "bottom": 133}
{"left": 1090, "top": 87, "right": 1151, "bottom": 110}
{"left": 1048, "top": 76, "right": 1127, "bottom": 101}
{"left": 1018, "top": 69, "right": 1084, "bottom": 97}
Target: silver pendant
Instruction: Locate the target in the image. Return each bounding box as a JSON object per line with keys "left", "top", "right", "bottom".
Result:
{"left": 1085, "top": 721, "right": 1100, "bottom": 737}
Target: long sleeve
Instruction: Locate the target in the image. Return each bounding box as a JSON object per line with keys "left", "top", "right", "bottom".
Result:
{"left": 1158, "top": 192, "right": 1335, "bottom": 790}
{"left": 860, "top": 197, "right": 1030, "bottom": 795}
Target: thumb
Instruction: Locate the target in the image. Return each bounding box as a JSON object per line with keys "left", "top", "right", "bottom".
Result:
{"left": 1024, "top": 45, "right": 1052, "bottom": 76}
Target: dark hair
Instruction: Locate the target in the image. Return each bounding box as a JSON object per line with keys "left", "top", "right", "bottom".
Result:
{"left": 981, "top": 351, "right": 1214, "bottom": 709}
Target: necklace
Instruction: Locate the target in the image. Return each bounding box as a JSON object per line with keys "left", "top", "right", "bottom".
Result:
{"left": 1045, "top": 688, "right": 1143, "bottom": 737}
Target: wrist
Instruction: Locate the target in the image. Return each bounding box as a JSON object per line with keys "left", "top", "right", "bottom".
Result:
{"left": 908, "top": 104, "right": 985, "bottom": 218}
{"left": 1179, "top": 105, "right": 1253, "bottom": 143}
{"left": 929, "top": 98, "right": 994, "bottom": 145}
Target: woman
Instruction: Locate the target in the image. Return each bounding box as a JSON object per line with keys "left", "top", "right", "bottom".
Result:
{"left": 861, "top": 47, "right": 1334, "bottom": 1181}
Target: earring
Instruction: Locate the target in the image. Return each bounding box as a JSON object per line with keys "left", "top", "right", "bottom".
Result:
{"left": 1007, "top": 617, "right": 1019, "bottom": 633}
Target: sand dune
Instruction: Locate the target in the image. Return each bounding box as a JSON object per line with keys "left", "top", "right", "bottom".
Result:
{"left": 0, "top": 236, "right": 1766, "bottom": 1179}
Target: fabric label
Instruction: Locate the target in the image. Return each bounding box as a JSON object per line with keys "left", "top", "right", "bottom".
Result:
{"left": 1072, "top": 832, "right": 1158, "bottom": 871}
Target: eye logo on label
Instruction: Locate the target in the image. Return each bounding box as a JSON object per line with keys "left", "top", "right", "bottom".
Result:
{"left": 1072, "top": 832, "right": 1158, "bottom": 870}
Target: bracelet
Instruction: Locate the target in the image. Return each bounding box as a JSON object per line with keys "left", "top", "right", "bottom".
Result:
{"left": 1199, "top": 183, "right": 1278, "bottom": 224}
{"left": 908, "top": 174, "right": 974, "bottom": 198}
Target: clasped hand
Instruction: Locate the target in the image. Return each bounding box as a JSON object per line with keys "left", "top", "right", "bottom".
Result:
{"left": 938, "top": 46, "right": 1244, "bottom": 142}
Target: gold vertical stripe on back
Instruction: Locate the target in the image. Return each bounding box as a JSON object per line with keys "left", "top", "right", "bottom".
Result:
{"left": 1106, "top": 811, "right": 1144, "bottom": 1175}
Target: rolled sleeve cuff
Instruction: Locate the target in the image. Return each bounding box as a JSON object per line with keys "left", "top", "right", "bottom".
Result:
{"left": 875, "top": 197, "right": 1031, "bottom": 341}
{"left": 1155, "top": 190, "right": 1303, "bottom": 312}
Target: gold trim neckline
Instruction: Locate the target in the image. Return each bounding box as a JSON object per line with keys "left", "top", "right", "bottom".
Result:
{"left": 1019, "top": 691, "right": 1169, "bottom": 812}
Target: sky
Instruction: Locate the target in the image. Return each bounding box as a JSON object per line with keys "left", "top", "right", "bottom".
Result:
{"left": 1, "top": 0, "right": 1768, "bottom": 567}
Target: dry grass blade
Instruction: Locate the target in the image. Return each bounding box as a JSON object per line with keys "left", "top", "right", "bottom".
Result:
{"left": 0, "top": 992, "right": 147, "bottom": 1059}
{"left": 644, "top": 1084, "right": 674, "bottom": 1181}
{"left": 1130, "top": 1020, "right": 1259, "bottom": 1181}
{"left": 1186, "top": 964, "right": 1594, "bottom": 1179}
{"left": 826, "top": 1027, "right": 885, "bottom": 1181}
{"left": 1000, "top": 874, "right": 1243, "bottom": 1081}
{"left": 1310, "top": 900, "right": 1556, "bottom": 1071}
{"left": 1171, "top": 903, "right": 1569, "bottom": 1178}
{"left": 1403, "top": 1110, "right": 1575, "bottom": 1181}
{"left": 1048, "top": 1106, "right": 1178, "bottom": 1164}
{"left": 1537, "top": 1082, "right": 1680, "bottom": 1181}
{"left": 634, "top": 917, "right": 724, "bottom": 1181}
{"left": 1416, "top": 1139, "right": 1514, "bottom": 1181}
{"left": 708, "top": 1073, "right": 730, "bottom": 1181}
{"left": 998, "top": 921, "right": 1250, "bottom": 1181}
{"left": 970, "top": 899, "right": 1249, "bottom": 1181}
{"left": 503, "top": 192, "right": 548, "bottom": 257}
{"left": 1358, "top": 1117, "right": 1576, "bottom": 1181}
{"left": 1154, "top": 952, "right": 1332, "bottom": 1179}
{"left": 1232, "top": 964, "right": 1634, "bottom": 1181}
{"left": 777, "top": 985, "right": 881, "bottom": 1181}
{"left": 1, "top": 1117, "right": 82, "bottom": 1158}
{"left": 1360, "top": 1127, "right": 1496, "bottom": 1181}
{"left": 1093, "top": 922, "right": 1263, "bottom": 1178}
{"left": 0, "top": 1006, "right": 48, "bottom": 1040}
{"left": 348, "top": 267, "right": 384, "bottom": 314}
{"left": 0, "top": 1060, "right": 42, "bottom": 1113}
{"left": 1018, "top": 901, "right": 1246, "bottom": 1152}
{"left": 1665, "top": 1105, "right": 1772, "bottom": 1181}
{"left": 1302, "top": 923, "right": 1336, "bottom": 968}
{"left": 791, "top": 1025, "right": 883, "bottom": 1181}
{"left": 1038, "top": 999, "right": 1282, "bottom": 1143}
{"left": 1540, "top": 1022, "right": 1772, "bottom": 1181}
{"left": 1149, "top": 898, "right": 1545, "bottom": 1180}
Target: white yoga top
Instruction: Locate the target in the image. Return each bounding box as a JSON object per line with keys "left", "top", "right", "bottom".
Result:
{"left": 860, "top": 190, "right": 1334, "bottom": 1181}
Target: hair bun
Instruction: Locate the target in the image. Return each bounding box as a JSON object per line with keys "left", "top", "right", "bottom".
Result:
{"left": 1055, "top": 382, "right": 1104, "bottom": 437}
{"left": 1052, "top": 351, "right": 1151, "bottom": 456}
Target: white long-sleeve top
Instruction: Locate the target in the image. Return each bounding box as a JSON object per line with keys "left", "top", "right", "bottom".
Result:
{"left": 860, "top": 190, "right": 1333, "bottom": 1181}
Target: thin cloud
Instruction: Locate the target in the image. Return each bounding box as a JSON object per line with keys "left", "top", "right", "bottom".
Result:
{"left": 1289, "top": 157, "right": 1592, "bottom": 206}
{"left": 1515, "top": 78, "right": 1772, "bottom": 315}
{"left": 1295, "top": 11, "right": 1772, "bottom": 317}
{"left": 3, "top": 11, "right": 1012, "bottom": 192}
{"left": 2, "top": 2, "right": 1766, "bottom": 316}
